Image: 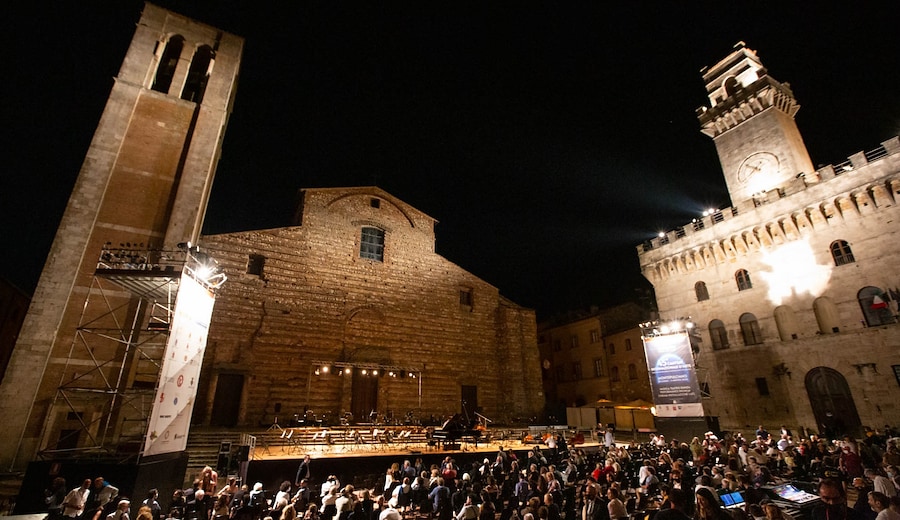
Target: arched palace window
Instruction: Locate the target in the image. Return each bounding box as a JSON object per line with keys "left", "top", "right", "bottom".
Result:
{"left": 831, "top": 240, "right": 855, "bottom": 266}
{"left": 735, "top": 269, "right": 753, "bottom": 291}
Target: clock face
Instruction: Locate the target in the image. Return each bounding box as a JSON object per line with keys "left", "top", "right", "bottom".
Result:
{"left": 737, "top": 152, "right": 780, "bottom": 184}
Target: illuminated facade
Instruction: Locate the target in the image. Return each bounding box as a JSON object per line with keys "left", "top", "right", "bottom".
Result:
{"left": 194, "top": 187, "right": 543, "bottom": 427}
{"left": 0, "top": 6, "right": 243, "bottom": 469}
{"left": 637, "top": 43, "right": 900, "bottom": 436}
{"left": 537, "top": 303, "right": 652, "bottom": 410}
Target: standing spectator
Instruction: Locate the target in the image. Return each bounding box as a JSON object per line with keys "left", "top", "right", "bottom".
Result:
{"left": 200, "top": 467, "right": 218, "bottom": 517}
{"left": 841, "top": 448, "right": 864, "bottom": 481}
{"left": 46, "top": 477, "right": 68, "bottom": 520}
{"left": 89, "top": 477, "right": 119, "bottom": 520}
{"left": 295, "top": 456, "right": 312, "bottom": 487}
{"left": 271, "top": 481, "right": 292, "bottom": 520}
{"left": 333, "top": 486, "right": 357, "bottom": 520}
{"left": 142, "top": 489, "right": 161, "bottom": 520}
{"left": 291, "top": 480, "right": 311, "bottom": 512}
{"left": 867, "top": 469, "right": 897, "bottom": 499}
{"left": 63, "top": 479, "right": 92, "bottom": 519}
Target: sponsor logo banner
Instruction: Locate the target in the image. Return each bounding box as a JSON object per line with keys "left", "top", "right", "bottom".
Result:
{"left": 144, "top": 272, "right": 215, "bottom": 456}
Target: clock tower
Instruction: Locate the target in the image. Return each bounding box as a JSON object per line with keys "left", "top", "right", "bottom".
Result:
{"left": 697, "top": 42, "right": 814, "bottom": 206}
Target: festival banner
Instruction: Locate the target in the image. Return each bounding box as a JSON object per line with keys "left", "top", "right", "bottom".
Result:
{"left": 144, "top": 272, "right": 215, "bottom": 456}
{"left": 642, "top": 332, "right": 704, "bottom": 417}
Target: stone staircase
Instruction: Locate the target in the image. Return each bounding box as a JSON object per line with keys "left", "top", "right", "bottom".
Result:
{"left": 183, "top": 428, "right": 244, "bottom": 485}
{"left": 0, "top": 472, "right": 24, "bottom": 515}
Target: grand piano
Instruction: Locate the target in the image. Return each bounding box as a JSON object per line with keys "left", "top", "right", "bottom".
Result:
{"left": 430, "top": 414, "right": 483, "bottom": 449}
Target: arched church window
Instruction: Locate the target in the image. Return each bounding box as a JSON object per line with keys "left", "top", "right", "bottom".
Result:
{"left": 709, "top": 319, "right": 729, "bottom": 350}
{"left": 360, "top": 227, "right": 385, "bottom": 262}
{"left": 152, "top": 35, "right": 184, "bottom": 94}
{"left": 181, "top": 45, "right": 215, "bottom": 103}
{"left": 739, "top": 313, "right": 763, "bottom": 345}
{"left": 735, "top": 269, "right": 752, "bottom": 291}
{"left": 857, "top": 286, "right": 895, "bottom": 327}
{"left": 695, "top": 281, "right": 709, "bottom": 301}
{"left": 830, "top": 240, "right": 855, "bottom": 266}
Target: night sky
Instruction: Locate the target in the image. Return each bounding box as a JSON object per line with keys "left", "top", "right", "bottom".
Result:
{"left": 5, "top": 2, "right": 898, "bottom": 318}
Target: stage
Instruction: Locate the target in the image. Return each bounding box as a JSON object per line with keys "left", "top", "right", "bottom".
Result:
{"left": 229, "top": 425, "right": 601, "bottom": 493}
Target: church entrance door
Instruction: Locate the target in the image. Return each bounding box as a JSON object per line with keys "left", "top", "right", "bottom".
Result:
{"left": 351, "top": 371, "right": 378, "bottom": 423}
{"left": 210, "top": 373, "right": 244, "bottom": 427}
{"left": 804, "top": 367, "right": 861, "bottom": 438}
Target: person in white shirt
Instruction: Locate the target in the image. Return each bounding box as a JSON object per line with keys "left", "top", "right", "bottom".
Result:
{"left": 379, "top": 503, "right": 401, "bottom": 520}
{"left": 867, "top": 492, "right": 900, "bottom": 520}
{"left": 321, "top": 476, "right": 340, "bottom": 498}
{"left": 333, "top": 486, "right": 356, "bottom": 520}
{"left": 865, "top": 469, "right": 897, "bottom": 498}
{"left": 63, "top": 480, "right": 92, "bottom": 518}
{"left": 455, "top": 495, "right": 479, "bottom": 520}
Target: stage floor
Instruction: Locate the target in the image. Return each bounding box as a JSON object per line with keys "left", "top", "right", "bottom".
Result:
{"left": 247, "top": 431, "right": 604, "bottom": 461}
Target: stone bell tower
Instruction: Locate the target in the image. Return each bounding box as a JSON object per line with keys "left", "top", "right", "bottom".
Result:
{"left": 697, "top": 42, "right": 815, "bottom": 206}
{"left": 0, "top": 4, "right": 242, "bottom": 469}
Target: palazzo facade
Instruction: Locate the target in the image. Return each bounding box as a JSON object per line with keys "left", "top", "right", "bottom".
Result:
{"left": 637, "top": 44, "right": 900, "bottom": 436}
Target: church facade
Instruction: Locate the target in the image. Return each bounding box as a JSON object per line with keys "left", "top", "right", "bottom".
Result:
{"left": 195, "top": 186, "right": 544, "bottom": 428}
{"left": 637, "top": 43, "right": 900, "bottom": 436}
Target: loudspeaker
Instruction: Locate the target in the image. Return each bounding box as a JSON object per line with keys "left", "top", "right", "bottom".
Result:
{"left": 235, "top": 445, "right": 250, "bottom": 462}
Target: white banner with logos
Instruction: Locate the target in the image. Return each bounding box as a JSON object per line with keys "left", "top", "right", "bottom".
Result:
{"left": 144, "top": 272, "right": 215, "bottom": 456}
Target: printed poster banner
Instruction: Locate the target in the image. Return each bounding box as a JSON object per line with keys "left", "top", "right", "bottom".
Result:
{"left": 643, "top": 332, "right": 705, "bottom": 418}
{"left": 144, "top": 272, "right": 215, "bottom": 456}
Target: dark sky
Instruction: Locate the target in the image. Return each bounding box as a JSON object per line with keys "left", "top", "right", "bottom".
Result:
{"left": 4, "top": 2, "right": 898, "bottom": 318}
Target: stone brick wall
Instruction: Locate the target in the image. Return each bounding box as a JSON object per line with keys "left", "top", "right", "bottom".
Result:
{"left": 197, "top": 187, "right": 543, "bottom": 427}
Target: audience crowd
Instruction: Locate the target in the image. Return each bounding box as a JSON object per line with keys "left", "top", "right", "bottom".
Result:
{"left": 45, "top": 424, "right": 900, "bottom": 520}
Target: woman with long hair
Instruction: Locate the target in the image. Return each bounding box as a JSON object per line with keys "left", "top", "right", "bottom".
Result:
{"left": 694, "top": 488, "right": 730, "bottom": 520}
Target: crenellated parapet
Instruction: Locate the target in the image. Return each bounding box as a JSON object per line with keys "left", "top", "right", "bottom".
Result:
{"left": 637, "top": 136, "right": 900, "bottom": 283}
{"left": 697, "top": 76, "right": 800, "bottom": 138}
